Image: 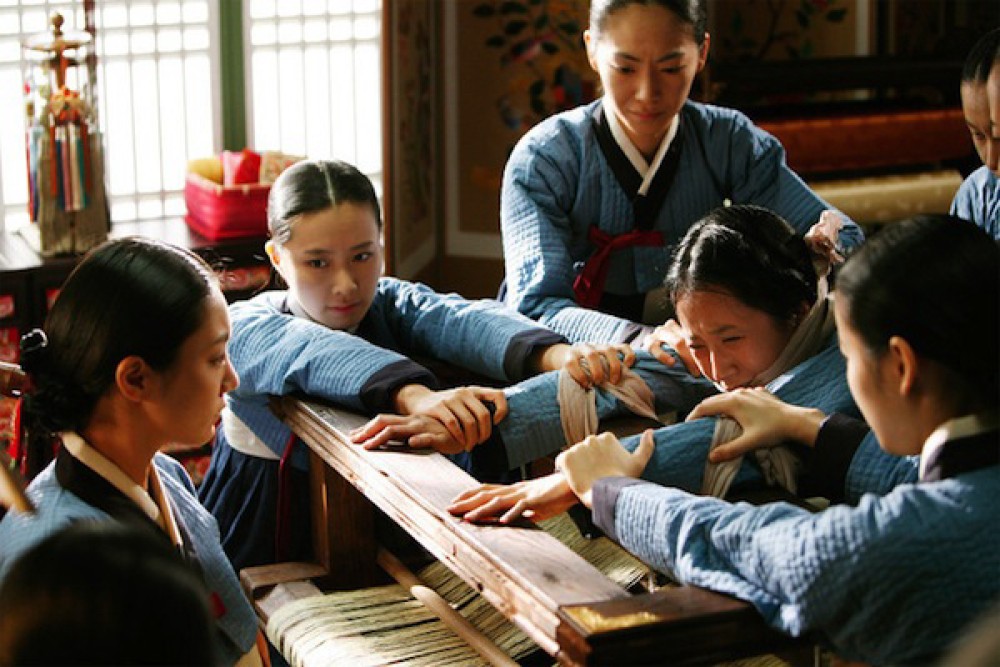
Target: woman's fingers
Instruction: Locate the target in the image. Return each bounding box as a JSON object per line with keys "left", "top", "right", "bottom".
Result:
{"left": 460, "top": 494, "right": 515, "bottom": 523}
{"left": 447, "top": 481, "right": 533, "bottom": 523}
{"left": 449, "top": 484, "right": 502, "bottom": 508}
{"left": 468, "top": 387, "right": 508, "bottom": 424}
{"left": 357, "top": 429, "right": 395, "bottom": 450}
{"left": 566, "top": 360, "right": 592, "bottom": 389}
{"left": 582, "top": 346, "right": 608, "bottom": 385}
{"left": 707, "top": 434, "right": 762, "bottom": 463}
{"left": 427, "top": 403, "right": 467, "bottom": 444}
{"left": 644, "top": 321, "right": 702, "bottom": 376}
{"left": 603, "top": 348, "right": 624, "bottom": 385}
{"left": 564, "top": 344, "right": 638, "bottom": 388}
{"left": 688, "top": 388, "right": 769, "bottom": 422}
{"left": 633, "top": 429, "right": 656, "bottom": 469}
{"left": 564, "top": 344, "right": 602, "bottom": 387}
{"left": 500, "top": 498, "right": 533, "bottom": 524}
{"left": 355, "top": 419, "right": 415, "bottom": 450}
{"left": 686, "top": 392, "right": 739, "bottom": 421}
{"left": 351, "top": 413, "right": 466, "bottom": 454}
{"left": 408, "top": 431, "right": 464, "bottom": 454}
{"left": 441, "top": 387, "right": 510, "bottom": 446}
{"left": 478, "top": 389, "right": 508, "bottom": 423}
{"left": 451, "top": 396, "right": 487, "bottom": 446}
{"left": 449, "top": 476, "right": 576, "bottom": 524}
{"left": 648, "top": 343, "right": 678, "bottom": 366}
{"left": 349, "top": 414, "right": 393, "bottom": 442}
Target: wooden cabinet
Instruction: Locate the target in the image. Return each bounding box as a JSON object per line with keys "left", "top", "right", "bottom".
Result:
{"left": 0, "top": 218, "right": 273, "bottom": 365}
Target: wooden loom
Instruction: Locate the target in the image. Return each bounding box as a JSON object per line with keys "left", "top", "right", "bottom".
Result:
{"left": 241, "top": 396, "right": 811, "bottom": 666}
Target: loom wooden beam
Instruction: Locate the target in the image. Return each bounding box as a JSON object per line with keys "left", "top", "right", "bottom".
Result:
{"left": 278, "top": 396, "right": 807, "bottom": 665}
{"left": 556, "top": 586, "right": 804, "bottom": 666}
{"left": 240, "top": 561, "right": 327, "bottom": 623}
{"left": 280, "top": 396, "right": 626, "bottom": 655}
{"left": 269, "top": 396, "right": 386, "bottom": 591}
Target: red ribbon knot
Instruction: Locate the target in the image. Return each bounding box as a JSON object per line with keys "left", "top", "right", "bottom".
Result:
{"left": 572, "top": 225, "right": 664, "bottom": 308}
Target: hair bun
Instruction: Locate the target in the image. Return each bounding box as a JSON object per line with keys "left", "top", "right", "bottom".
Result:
{"left": 19, "top": 329, "right": 49, "bottom": 374}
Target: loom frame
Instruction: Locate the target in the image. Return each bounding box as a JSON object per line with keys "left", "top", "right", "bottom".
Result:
{"left": 241, "top": 396, "right": 813, "bottom": 666}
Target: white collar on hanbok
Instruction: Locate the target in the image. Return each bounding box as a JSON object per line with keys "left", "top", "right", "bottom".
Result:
{"left": 60, "top": 432, "right": 179, "bottom": 543}
{"left": 918, "top": 411, "right": 1000, "bottom": 481}
{"left": 604, "top": 101, "right": 679, "bottom": 197}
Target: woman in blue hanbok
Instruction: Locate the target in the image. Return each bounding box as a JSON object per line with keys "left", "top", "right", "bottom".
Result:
{"left": 500, "top": 0, "right": 863, "bottom": 346}
{"left": 451, "top": 205, "right": 908, "bottom": 520}
{"left": 198, "top": 159, "right": 634, "bottom": 572}
{"left": 951, "top": 27, "right": 999, "bottom": 237}
{"left": 545, "top": 215, "right": 1000, "bottom": 665}
{"left": 0, "top": 238, "right": 263, "bottom": 667}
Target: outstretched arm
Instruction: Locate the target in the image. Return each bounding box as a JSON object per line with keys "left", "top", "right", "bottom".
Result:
{"left": 228, "top": 295, "right": 435, "bottom": 412}
{"left": 589, "top": 470, "right": 997, "bottom": 665}
{"left": 378, "top": 278, "right": 566, "bottom": 383}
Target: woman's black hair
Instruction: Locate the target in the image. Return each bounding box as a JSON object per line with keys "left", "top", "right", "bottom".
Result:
{"left": 589, "top": 0, "right": 708, "bottom": 46}
{"left": 0, "top": 521, "right": 216, "bottom": 666}
{"left": 666, "top": 204, "right": 818, "bottom": 324}
{"left": 19, "top": 237, "right": 217, "bottom": 435}
{"left": 961, "top": 27, "right": 999, "bottom": 85}
{"left": 267, "top": 159, "right": 382, "bottom": 245}
{"left": 836, "top": 215, "right": 999, "bottom": 408}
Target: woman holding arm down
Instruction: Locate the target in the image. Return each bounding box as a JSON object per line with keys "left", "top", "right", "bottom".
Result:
{"left": 554, "top": 215, "right": 999, "bottom": 665}
{"left": 500, "top": 0, "right": 862, "bottom": 348}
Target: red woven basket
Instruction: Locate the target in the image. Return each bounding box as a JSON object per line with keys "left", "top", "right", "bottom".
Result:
{"left": 184, "top": 173, "right": 270, "bottom": 240}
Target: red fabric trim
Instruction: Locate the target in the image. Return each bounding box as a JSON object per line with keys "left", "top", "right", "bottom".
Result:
{"left": 573, "top": 225, "right": 664, "bottom": 308}
{"left": 8, "top": 398, "right": 22, "bottom": 468}
{"left": 274, "top": 433, "right": 297, "bottom": 563}
{"left": 209, "top": 591, "right": 226, "bottom": 619}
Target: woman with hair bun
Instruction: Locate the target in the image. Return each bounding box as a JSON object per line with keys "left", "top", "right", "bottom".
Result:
{"left": 546, "top": 215, "right": 999, "bottom": 665}
{"left": 0, "top": 238, "right": 264, "bottom": 667}
{"left": 452, "top": 205, "right": 907, "bottom": 521}
{"left": 198, "top": 158, "right": 635, "bottom": 572}
{"left": 500, "top": 0, "right": 862, "bottom": 346}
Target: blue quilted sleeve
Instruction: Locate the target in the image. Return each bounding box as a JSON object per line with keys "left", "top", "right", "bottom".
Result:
{"left": 718, "top": 107, "right": 864, "bottom": 252}
{"left": 227, "top": 293, "right": 434, "bottom": 412}
{"left": 500, "top": 115, "right": 637, "bottom": 344}
{"left": 376, "top": 278, "right": 564, "bottom": 382}
{"left": 844, "top": 433, "right": 919, "bottom": 502}
{"left": 599, "top": 468, "right": 1000, "bottom": 665}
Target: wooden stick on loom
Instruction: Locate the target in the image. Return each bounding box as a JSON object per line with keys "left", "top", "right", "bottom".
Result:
{"left": 376, "top": 548, "right": 519, "bottom": 667}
